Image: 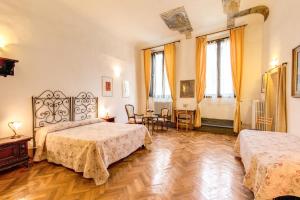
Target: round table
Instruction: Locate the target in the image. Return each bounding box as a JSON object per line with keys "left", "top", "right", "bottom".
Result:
{"left": 142, "top": 115, "right": 158, "bottom": 134}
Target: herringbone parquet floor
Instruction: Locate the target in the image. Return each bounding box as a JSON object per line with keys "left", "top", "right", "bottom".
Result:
{"left": 0, "top": 130, "right": 253, "bottom": 200}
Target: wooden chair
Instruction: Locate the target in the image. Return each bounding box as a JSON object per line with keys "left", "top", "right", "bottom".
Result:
{"left": 176, "top": 110, "right": 193, "bottom": 131}
{"left": 256, "top": 116, "right": 273, "bottom": 131}
{"left": 155, "top": 108, "right": 170, "bottom": 131}
{"left": 125, "top": 104, "right": 143, "bottom": 124}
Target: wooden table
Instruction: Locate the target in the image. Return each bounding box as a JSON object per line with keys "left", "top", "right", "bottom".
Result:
{"left": 142, "top": 115, "right": 158, "bottom": 135}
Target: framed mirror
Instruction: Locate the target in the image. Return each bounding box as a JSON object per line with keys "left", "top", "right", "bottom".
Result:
{"left": 292, "top": 45, "right": 300, "bottom": 97}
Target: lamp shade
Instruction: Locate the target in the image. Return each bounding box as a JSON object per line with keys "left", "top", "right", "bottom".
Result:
{"left": 10, "top": 121, "right": 22, "bottom": 130}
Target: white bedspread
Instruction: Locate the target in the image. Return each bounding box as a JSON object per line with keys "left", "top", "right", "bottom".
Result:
{"left": 33, "top": 119, "right": 152, "bottom": 185}
{"left": 235, "top": 130, "right": 300, "bottom": 200}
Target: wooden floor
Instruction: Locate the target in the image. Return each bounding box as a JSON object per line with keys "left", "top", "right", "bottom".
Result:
{"left": 0, "top": 130, "right": 253, "bottom": 200}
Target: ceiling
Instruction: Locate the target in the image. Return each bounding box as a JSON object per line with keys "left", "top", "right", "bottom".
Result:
{"left": 58, "top": 0, "right": 270, "bottom": 47}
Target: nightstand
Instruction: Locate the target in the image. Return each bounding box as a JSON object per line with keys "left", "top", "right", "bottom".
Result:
{"left": 101, "top": 117, "right": 116, "bottom": 123}
{"left": 0, "top": 135, "right": 32, "bottom": 172}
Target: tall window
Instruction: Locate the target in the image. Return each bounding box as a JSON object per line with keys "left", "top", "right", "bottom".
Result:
{"left": 205, "top": 37, "right": 234, "bottom": 98}
{"left": 149, "top": 51, "right": 171, "bottom": 101}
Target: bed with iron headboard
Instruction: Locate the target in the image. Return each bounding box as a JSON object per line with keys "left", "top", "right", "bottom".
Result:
{"left": 32, "top": 90, "right": 151, "bottom": 185}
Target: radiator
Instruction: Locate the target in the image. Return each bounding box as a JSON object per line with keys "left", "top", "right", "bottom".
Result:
{"left": 252, "top": 100, "right": 271, "bottom": 131}
{"left": 154, "top": 101, "right": 172, "bottom": 115}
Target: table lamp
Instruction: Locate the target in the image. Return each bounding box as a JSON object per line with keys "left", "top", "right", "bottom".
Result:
{"left": 8, "top": 121, "right": 22, "bottom": 139}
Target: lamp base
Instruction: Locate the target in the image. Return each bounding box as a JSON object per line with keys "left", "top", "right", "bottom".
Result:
{"left": 11, "top": 135, "right": 22, "bottom": 139}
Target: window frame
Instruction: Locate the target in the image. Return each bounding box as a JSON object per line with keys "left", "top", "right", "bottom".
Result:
{"left": 149, "top": 50, "right": 167, "bottom": 98}
{"left": 205, "top": 37, "right": 235, "bottom": 98}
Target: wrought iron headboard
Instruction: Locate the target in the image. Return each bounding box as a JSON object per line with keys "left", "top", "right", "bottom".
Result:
{"left": 32, "top": 90, "right": 72, "bottom": 150}
{"left": 72, "top": 92, "right": 98, "bottom": 121}
{"left": 32, "top": 90, "right": 72, "bottom": 129}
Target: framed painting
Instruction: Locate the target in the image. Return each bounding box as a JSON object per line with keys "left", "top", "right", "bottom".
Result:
{"left": 102, "top": 76, "right": 113, "bottom": 97}
{"left": 292, "top": 45, "right": 300, "bottom": 97}
{"left": 180, "top": 80, "right": 195, "bottom": 98}
{"left": 122, "top": 80, "right": 130, "bottom": 98}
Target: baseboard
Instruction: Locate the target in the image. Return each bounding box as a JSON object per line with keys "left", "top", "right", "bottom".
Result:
{"left": 195, "top": 125, "right": 234, "bottom": 135}
{"left": 168, "top": 118, "right": 235, "bottom": 135}
{"left": 201, "top": 118, "right": 234, "bottom": 128}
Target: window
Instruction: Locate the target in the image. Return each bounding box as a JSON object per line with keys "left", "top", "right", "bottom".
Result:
{"left": 149, "top": 51, "right": 171, "bottom": 101}
{"left": 205, "top": 37, "right": 234, "bottom": 98}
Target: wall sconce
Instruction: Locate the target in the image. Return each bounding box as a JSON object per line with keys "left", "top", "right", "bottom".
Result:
{"left": 270, "top": 58, "right": 279, "bottom": 68}
{"left": 8, "top": 121, "right": 22, "bottom": 139}
{"left": 113, "top": 66, "right": 121, "bottom": 77}
{"left": 0, "top": 36, "right": 6, "bottom": 49}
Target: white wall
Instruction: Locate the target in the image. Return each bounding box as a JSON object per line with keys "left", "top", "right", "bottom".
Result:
{"left": 138, "top": 17, "right": 264, "bottom": 128}
{"left": 262, "top": 0, "right": 300, "bottom": 135}
{"left": 0, "top": 1, "right": 138, "bottom": 138}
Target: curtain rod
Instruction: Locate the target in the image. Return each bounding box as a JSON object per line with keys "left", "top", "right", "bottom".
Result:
{"left": 266, "top": 62, "right": 288, "bottom": 74}
{"left": 142, "top": 40, "right": 180, "bottom": 51}
{"left": 196, "top": 24, "right": 247, "bottom": 38}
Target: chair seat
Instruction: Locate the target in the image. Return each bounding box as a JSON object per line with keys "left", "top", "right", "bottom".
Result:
{"left": 128, "top": 118, "right": 143, "bottom": 124}
{"left": 155, "top": 117, "right": 170, "bottom": 122}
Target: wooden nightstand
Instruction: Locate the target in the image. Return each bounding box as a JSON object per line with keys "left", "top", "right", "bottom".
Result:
{"left": 0, "top": 135, "right": 32, "bottom": 172}
{"left": 101, "top": 117, "right": 116, "bottom": 123}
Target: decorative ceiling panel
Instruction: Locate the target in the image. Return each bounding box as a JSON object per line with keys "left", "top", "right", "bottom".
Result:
{"left": 160, "top": 6, "right": 193, "bottom": 39}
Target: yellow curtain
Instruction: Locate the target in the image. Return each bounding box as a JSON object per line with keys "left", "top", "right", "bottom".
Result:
{"left": 164, "top": 43, "right": 176, "bottom": 121}
{"left": 275, "top": 64, "right": 287, "bottom": 132}
{"left": 264, "top": 64, "right": 287, "bottom": 132}
{"left": 143, "top": 49, "right": 152, "bottom": 110}
{"left": 265, "top": 72, "right": 275, "bottom": 131}
{"left": 195, "top": 36, "right": 207, "bottom": 127}
{"left": 230, "top": 26, "right": 245, "bottom": 133}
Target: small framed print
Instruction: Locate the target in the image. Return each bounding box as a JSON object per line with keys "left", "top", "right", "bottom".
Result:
{"left": 122, "top": 80, "right": 130, "bottom": 98}
{"left": 102, "top": 76, "right": 113, "bottom": 97}
{"left": 292, "top": 45, "right": 300, "bottom": 97}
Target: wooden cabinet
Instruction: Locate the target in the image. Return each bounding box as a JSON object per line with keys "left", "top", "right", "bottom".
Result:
{"left": 0, "top": 136, "right": 32, "bottom": 172}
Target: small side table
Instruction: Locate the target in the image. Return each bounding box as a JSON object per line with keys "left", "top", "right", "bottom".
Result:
{"left": 142, "top": 115, "right": 158, "bottom": 135}
{"left": 101, "top": 117, "right": 116, "bottom": 123}
{"left": 0, "top": 135, "right": 32, "bottom": 172}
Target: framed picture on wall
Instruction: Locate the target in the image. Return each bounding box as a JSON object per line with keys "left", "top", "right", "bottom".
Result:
{"left": 292, "top": 45, "right": 300, "bottom": 97}
{"left": 180, "top": 80, "right": 195, "bottom": 98}
{"left": 102, "top": 76, "right": 113, "bottom": 97}
{"left": 122, "top": 80, "right": 130, "bottom": 98}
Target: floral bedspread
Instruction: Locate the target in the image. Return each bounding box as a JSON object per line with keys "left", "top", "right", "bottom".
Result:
{"left": 33, "top": 119, "right": 152, "bottom": 185}
{"left": 234, "top": 130, "right": 300, "bottom": 200}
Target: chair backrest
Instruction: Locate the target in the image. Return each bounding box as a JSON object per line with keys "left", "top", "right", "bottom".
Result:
{"left": 146, "top": 109, "right": 154, "bottom": 116}
{"left": 161, "top": 108, "right": 169, "bottom": 117}
{"left": 177, "top": 110, "right": 192, "bottom": 119}
{"left": 256, "top": 116, "right": 273, "bottom": 131}
{"left": 125, "top": 104, "right": 135, "bottom": 118}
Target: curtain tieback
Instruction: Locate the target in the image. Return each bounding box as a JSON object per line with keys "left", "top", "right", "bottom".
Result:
{"left": 236, "top": 99, "right": 242, "bottom": 104}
